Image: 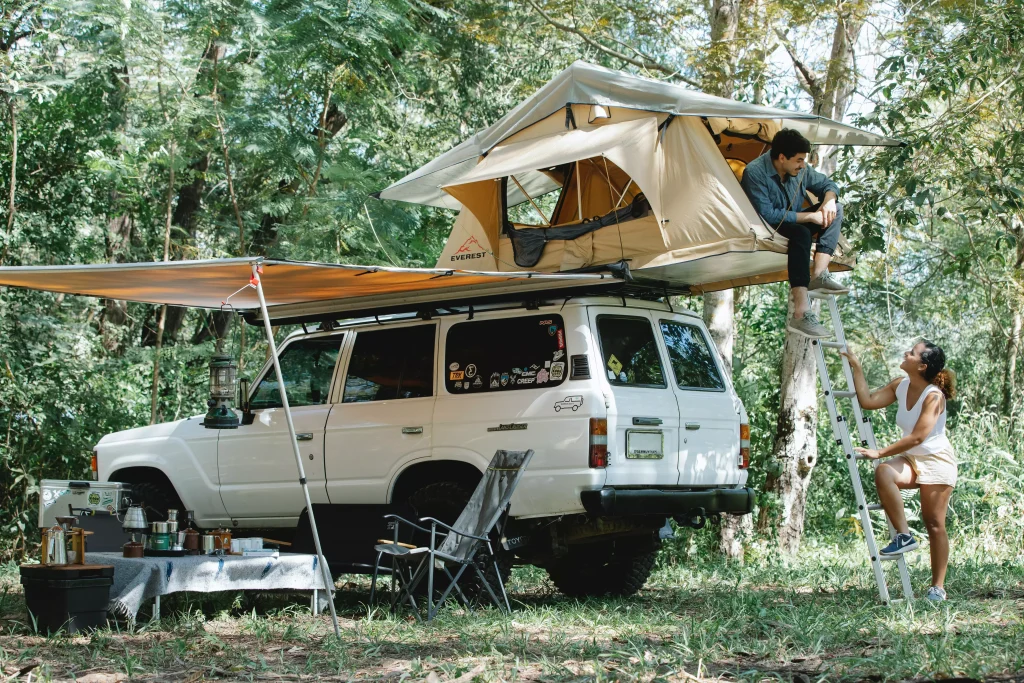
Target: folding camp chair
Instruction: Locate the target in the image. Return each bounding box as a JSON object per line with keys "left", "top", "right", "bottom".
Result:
{"left": 369, "top": 449, "right": 533, "bottom": 621}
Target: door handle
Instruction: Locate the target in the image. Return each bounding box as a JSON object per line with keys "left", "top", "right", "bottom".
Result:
{"left": 295, "top": 433, "right": 314, "bottom": 441}
{"left": 402, "top": 426, "right": 424, "bottom": 435}
{"left": 685, "top": 422, "right": 701, "bottom": 430}
{"left": 632, "top": 417, "right": 663, "bottom": 426}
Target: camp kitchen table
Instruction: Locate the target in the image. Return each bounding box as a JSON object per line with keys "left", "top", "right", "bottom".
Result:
{"left": 90, "top": 552, "right": 329, "bottom": 621}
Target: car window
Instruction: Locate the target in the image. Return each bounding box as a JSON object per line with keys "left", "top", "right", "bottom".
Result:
{"left": 444, "top": 314, "right": 567, "bottom": 393}
{"left": 660, "top": 320, "right": 725, "bottom": 390}
{"left": 343, "top": 325, "right": 435, "bottom": 403}
{"left": 596, "top": 316, "right": 666, "bottom": 388}
{"left": 250, "top": 337, "right": 343, "bottom": 410}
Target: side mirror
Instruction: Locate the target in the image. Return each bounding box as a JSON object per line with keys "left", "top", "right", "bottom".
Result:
{"left": 239, "top": 377, "right": 255, "bottom": 426}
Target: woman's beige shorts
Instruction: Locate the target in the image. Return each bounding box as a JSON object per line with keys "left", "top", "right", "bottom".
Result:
{"left": 905, "top": 447, "right": 958, "bottom": 487}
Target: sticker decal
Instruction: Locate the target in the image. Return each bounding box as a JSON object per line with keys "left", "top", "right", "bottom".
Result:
{"left": 607, "top": 354, "right": 623, "bottom": 375}
{"left": 529, "top": 364, "right": 540, "bottom": 371}
{"left": 553, "top": 350, "right": 564, "bottom": 361}
{"left": 554, "top": 395, "right": 583, "bottom": 412}
{"left": 537, "top": 369, "right": 549, "bottom": 384}
{"left": 539, "top": 319, "right": 553, "bottom": 326}
{"left": 545, "top": 360, "right": 551, "bottom": 368}
{"left": 557, "top": 329, "right": 565, "bottom": 349}
{"left": 548, "top": 325, "right": 558, "bottom": 336}
{"left": 516, "top": 377, "right": 535, "bottom": 385}
{"left": 449, "top": 362, "right": 460, "bottom": 371}
{"left": 500, "top": 373, "right": 510, "bottom": 386}
{"left": 88, "top": 492, "right": 100, "bottom": 506}
{"left": 490, "top": 377, "right": 500, "bottom": 388}
{"left": 450, "top": 236, "right": 487, "bottom": 263}
{"left": 550, "top": 362, "right": 565, "bottom": 381}
{"left": 450, "top": 370, "right": 465, "bottom": 380}
{"left": 472, "top": 376, "right": 483, "bottom": 387}
{"left": 466, "top": 364, "right": 477, "bottom": 378}
{"left": 512, "top": 367, "right": 522, "bottom": 375}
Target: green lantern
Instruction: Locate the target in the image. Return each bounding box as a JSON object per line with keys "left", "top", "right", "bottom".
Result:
{"left": 204, "top": 354, "right": 239, "bottom": 429}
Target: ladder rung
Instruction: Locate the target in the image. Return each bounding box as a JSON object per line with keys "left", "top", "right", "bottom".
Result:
{"left": 808, "top": 291, "right": 842, "bottom": 300}
{"left": 819, "top": 340, "right": 845, "bottom": 349}
{"left": 880, "top": 554, "right": 901, "bottom": 562}
{"left": 867, "top": 503, "right": 884, "bottom": 511}
{"left": 831, "top": 390, "right": 857, "bottom": 399}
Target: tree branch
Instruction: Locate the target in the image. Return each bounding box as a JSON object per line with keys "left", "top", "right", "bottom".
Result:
{"left": 1, "top": 92, "right": 16, "bottom": 266}
{"left": 774, "top": 29, "right": 823, "bottom": 103}
{"left": 526, "top": 0, "right": 700, "bottom": 88}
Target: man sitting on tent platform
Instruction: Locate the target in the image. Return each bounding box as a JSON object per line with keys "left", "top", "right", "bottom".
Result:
{"left": 741, "top": 129, "right": 849, "bottom": 339}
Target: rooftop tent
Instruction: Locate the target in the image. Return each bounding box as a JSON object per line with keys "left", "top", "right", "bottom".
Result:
{"left": 380, "top": 61, "right": 901, "bottom": 292}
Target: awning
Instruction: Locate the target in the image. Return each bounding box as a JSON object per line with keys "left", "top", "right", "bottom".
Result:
{"left": 0, "top": 257, "right": 617, "bottom": 320}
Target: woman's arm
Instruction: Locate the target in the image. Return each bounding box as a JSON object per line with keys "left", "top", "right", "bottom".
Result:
{"left": 855, "top": 392, "right": 944, "bottom": 460}
{"left": 839, "top": 350, "right": 899, "bottom": 410}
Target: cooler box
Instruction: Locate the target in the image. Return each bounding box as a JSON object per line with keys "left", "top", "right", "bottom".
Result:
{"left": 39, "top": 480, "right": 133, "bottom": 552}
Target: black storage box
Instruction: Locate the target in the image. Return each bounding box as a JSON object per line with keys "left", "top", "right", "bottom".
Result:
{"left": 19, "top": 564, "right": 114, "bottom": 634}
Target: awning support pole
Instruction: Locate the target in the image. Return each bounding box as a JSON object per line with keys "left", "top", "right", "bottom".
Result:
{"left": 251, "top": 263, "right": 341, "bottom": 639}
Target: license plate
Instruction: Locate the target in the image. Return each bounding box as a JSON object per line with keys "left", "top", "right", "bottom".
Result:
{"left": 626, "top": 430, "right": 664, "bottom": 459}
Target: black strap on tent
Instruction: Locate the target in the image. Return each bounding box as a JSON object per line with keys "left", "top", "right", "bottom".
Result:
{"left": 564, "top": 104, "right": 577, "bottom": 130}
{"left": 503, "top": 194, "right": 650, "bottom": 268}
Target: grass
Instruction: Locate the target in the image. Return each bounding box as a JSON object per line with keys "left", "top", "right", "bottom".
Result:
{"left": 0, "top": 535, "right": 1021, "bottom": 682}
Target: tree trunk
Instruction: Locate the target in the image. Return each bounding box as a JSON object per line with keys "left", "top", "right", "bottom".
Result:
{"left": 1, "top": 92, "right": 16, "bottom": 266}
{"left": 1004, "top": 307, "right": 1022, "bottom": 415}
{"left": 759, "top": 298, "right": 821, "bottom": 553}
{"left": 766, "top": 4, "right": 866, "bottom": 554}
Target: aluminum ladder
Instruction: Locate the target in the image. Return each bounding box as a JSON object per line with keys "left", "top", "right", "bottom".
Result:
{"left": 810, "top": 291, "right": 914, "bottom": 605}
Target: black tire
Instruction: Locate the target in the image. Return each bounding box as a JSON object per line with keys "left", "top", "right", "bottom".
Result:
{"left": 126, "top": 478, "right": 184, "bottom": 524}
{"left": 404, "top": 481, "right": 512, "bottom": 603}
{"left": 546, "top": 543, "right": 659, "bottom": 598}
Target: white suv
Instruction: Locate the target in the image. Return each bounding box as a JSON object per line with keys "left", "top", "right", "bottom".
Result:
{"left": 95, "top": 295, "right": 752, "bottom": 597}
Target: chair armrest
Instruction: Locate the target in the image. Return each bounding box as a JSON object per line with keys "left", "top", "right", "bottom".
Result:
{"left": 417, "top": 516, "right": 490, "bottom": 542}
{"left": 382, "top": 513, "right": 433, "bottom": 535}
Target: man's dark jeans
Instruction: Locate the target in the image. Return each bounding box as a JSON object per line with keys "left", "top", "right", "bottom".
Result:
{"left": 776, "top": 201, "right": 842, "bottom": 288}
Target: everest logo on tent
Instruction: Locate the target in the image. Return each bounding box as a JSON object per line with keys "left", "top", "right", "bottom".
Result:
{"left": 450, "top": 236, "right": 486, "bottom": 262}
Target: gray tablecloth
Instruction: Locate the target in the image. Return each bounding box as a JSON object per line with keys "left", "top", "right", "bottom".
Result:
{"left": 90, "top": 552, "right": 328, "bottom": 619}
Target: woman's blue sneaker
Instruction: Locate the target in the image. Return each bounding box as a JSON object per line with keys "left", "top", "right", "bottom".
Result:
{"left": 879, "top": 533, "right": 918, "bottom": 556}
{"left": 926, "top": 586, "right": 947, "bottom": 602}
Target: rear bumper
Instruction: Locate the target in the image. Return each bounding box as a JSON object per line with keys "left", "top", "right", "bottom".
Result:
{"left": 580, "top": 487, "right": 755, "bottom": 517}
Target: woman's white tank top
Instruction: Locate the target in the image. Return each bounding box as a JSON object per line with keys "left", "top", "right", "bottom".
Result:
{"left": 895, "top": 378, "right": 953, "bottom": 456}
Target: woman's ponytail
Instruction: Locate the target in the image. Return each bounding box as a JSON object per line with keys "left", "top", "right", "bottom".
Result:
{"left": 920, "top": 341, "right": 955, "bottom": 399}
{"left": 931, "top": 367, "right": 956, "bottom": 399}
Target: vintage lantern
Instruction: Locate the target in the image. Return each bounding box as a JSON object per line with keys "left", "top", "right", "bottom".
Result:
{"left": 204, "top": 354, "right": 239, "bottom": 429}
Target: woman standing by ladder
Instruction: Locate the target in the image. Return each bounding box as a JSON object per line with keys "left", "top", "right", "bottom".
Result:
{"left": 840, "top": 341, "right": 957, "bottom": 602}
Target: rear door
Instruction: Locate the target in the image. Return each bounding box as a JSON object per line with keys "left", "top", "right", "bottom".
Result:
{"left": 588, "top": 308, "right": 681, "bottom": 487}
{"left": 323, "top": 322, "right": 437, "bottom": 504}
{"left": 657, "top": 317, "right": 741, "bottom": 486}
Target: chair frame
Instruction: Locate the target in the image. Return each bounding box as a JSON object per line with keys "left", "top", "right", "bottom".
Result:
{"left": 370, "top": 513, "right": 511, "bottom": 621}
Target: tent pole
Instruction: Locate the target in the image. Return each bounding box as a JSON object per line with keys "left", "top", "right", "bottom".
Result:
{"left": 250, "top": 263, "right": 341, "bottom": 639}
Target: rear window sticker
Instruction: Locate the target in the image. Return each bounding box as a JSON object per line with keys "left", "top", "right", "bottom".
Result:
{"left": 450, "top": 370, "right": 465, "bottom": 380}
{"left": 520, "top": 370, "right": 537, "bottom": 378}
{"left": 512, "top": 367, "right": 522, "bottom": 375}
{"left": 500, "top": 373, "right": 510, "bottom": 386}
{"left": 539, "top": 319, "right": 553, "bottom": 325}
{"left": 516, "top": 377, "right": 535, "bottom": 385}
{"left": 545, "top": 360, "right": 551, "bottom": 368}
{"left": 466, "top": 364, "right": 477, "bottom": 378}
{"left": 553, "top": 349, "right": 564, "bottom": 361}
{"left": 449, "top": 362, "right": 460, "bottom": 371}
{"left": 472, "top": 376, "right": 483, "bottom": 387}
{"left": 607, "top": 354, "right": 623, "bottom": 375}
{"left": 490, "top": 377, "right": 500, "bottom": 388}
{"left": 557, "top": 329, "right": 565, "bottom": 349}
{"left": 537, "top": 368, "right": 549, "bottom": 384}
{"left": 550, "top": 362, "right": 565, "bottom": 381}
{"left": 548, "top": 324, "right": 558, "bottom": 336}
{"left": 529, "top": 363, "right": 540, "bottom": 371}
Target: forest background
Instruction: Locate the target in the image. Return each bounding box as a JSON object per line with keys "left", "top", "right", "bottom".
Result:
{"left": 0, "top": 0, "right": 1021, "bottom": 563}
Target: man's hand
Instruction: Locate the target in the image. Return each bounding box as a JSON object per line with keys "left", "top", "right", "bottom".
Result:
{"left": 820, "top": 198, "right": 838, "bottom": 227}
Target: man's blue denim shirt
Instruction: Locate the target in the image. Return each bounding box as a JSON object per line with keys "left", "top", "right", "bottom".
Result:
{"left": 740, "top": 152, "right": 839, "bottom": 227}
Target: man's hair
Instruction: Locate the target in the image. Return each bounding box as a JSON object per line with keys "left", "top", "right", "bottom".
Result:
{"left": 771, "top": 129, "right": 812, "bottom": 160}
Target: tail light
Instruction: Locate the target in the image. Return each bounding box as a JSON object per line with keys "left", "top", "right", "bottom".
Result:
{"left": 739, "top": 423, "right": 750, "bottom": 469}
{"left": 589, "top": 418, "right": 608, "bottom": 468}
{"left": 90, "top": 451, "right": 98, "bottom": 480}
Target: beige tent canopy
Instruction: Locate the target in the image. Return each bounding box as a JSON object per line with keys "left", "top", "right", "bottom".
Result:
{"left": 379, "top": 61, "right": 900, "bottom": 293}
